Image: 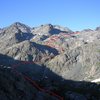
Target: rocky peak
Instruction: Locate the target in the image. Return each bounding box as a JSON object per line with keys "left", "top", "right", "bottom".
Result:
{"left": 32, "top": 24, "right": 53, "bottom": 35}
{"left": 81, "top": 29, "right": 93, "bottom": 32}
{"left": 41, "top": 24, "right": 53, "bottom": 29}
{"left": 54, "top": 25, "right": 73, "bottom": 33}
{"left": 0, "top": 22, "right": 33, "bottom": 48}
{"left": 32, "top": 24, "right": 72, "bottom": 35}
{"left": 95, "top": 26, "right": 100, "bottom": 31}
{"left": 9, "top": 22, "right": 31, "bottom": 33}
{"left": 1, "top": 22, "right": 31, "bottom": 36}
{"left": 0, "top": 28, "right": 2, "bottom": 33}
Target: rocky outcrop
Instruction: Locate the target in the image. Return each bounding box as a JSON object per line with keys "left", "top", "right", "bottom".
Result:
{"left": 46, "top": 40, "right": 100, "bottom": 81}
{"left": 0, "top": 40, "right": 58, "bottom": 63}
{"left": 96, "top": 26, "right": 100, "bottom": 31}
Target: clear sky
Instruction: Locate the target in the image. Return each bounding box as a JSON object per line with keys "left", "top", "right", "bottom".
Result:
{"left": 0, "top": 0, "right": 100, "bottom": 31}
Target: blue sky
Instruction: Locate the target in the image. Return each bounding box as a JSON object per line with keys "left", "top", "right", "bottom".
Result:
{"left": 0, "top": 0, "right": 100, "bottom": 31}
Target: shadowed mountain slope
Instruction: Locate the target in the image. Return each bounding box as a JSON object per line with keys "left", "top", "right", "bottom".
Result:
{"left": 0, "top": 54, "right": 100, "bottom": 100}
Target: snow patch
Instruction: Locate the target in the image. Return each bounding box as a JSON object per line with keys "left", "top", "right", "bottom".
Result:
{"left": 14, "top": 54, "right": 21, "bottom": 60}
{"left": 91, "top": 78, "right": 100, "bottom": 83}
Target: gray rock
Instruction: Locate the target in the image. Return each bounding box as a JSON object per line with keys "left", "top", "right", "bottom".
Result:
{"left": 65, "top": 91, "right": 87, "bottom": 100}
{"left": 96, "top": 26, "right": 100, "bottom": 31}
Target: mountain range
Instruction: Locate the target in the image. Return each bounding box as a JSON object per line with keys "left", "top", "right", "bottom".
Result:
{"left": 0, "top": 22, "right": 100, "bottom": 100}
